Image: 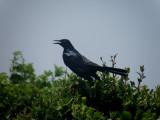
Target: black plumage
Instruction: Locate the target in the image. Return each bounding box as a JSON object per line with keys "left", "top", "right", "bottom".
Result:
{"left": 54, "top": 39, "right": 127, "bottom": 81}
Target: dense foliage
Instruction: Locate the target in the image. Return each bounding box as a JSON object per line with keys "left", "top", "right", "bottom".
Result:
{"left": 0, "top": 51, "right": 160, "bottom": 120}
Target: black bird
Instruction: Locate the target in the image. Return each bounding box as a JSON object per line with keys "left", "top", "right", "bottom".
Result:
{"left": 54, "top": 39, "right": 127, "bottom": 81}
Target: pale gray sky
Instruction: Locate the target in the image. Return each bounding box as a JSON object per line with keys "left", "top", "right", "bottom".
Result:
{"left": 0, "top": 0, "right": 160, "bottom": 89}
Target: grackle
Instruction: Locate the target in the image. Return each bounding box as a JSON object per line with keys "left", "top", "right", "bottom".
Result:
{"left": 54, "top": 39, "right": 127, "bottom": 81}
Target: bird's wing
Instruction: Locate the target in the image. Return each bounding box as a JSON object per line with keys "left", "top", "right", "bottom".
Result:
{"left": 81, "top": 55, "right": 100, "bottom": 67}
{"left": 64, "top": 52, "right": 100, "bottom": 71}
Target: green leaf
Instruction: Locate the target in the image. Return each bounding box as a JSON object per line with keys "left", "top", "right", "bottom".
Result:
{"left": 138, "top": 78, "right": 142, "bottom": 83}
{"left": 81, "top": 97, "right": 87, "bottom": 104}
{"left": 130, "top": 81, "right": 135, "bottom": 87}
{"left": 121, "top": 111, "right": 132, "bottom": 120}
{"left": 72, "top": 111, "right": 79, "bottom": 119}
{"left": 134, "top": 109, "right": 144, "bottom": 120}
{"left": 140, "top": 65, "right": 144, "bottom": 72}
{"left": 110, "top": 111, "right": 120, "bottom": 119}
{"left": 54, "top": 65, "right": 65, "bottom": 77}
{"left": 82, "top": 105, "right": 88, "bottom": 112}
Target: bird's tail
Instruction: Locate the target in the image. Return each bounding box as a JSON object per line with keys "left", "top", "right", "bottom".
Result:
{"left": 98, "top": 66, "right": 128, "bottom": 76}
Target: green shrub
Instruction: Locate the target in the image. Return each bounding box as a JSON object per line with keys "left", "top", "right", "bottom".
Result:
{"left": 0, "top": 51, "right": 160, "bottom": 119}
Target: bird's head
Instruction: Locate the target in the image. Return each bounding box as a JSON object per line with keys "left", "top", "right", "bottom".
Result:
{"left": 54, "top": 39, "right": 74, "bottom": 49}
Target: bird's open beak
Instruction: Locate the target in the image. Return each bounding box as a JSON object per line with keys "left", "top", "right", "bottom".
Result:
{"left": 53, "top": 40, "right": 61, "bottom": 44}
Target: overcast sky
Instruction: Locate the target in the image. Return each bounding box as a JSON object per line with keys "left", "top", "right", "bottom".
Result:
{"left": 0, "top": 0, "right": 160, "bottom": 89}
